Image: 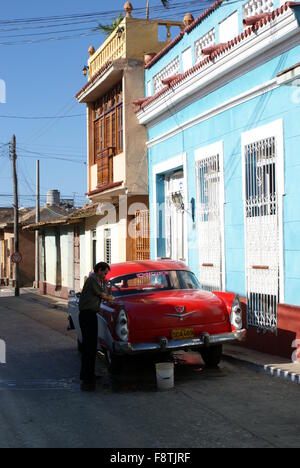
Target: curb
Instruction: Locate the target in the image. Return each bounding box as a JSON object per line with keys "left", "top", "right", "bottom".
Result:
{"left": 22, "top": 294, "right": 68, "bottom": 313}
{"left": 223, "top": 351, "right": 300, "bottom": 385}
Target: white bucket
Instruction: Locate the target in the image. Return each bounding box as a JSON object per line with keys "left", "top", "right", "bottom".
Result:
{"left": 155, "top": 362, "right": 174, "bottom": 391}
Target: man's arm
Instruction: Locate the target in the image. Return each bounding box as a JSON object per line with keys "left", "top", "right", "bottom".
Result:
{"left": 91, "top": 278, "right": 114, "bottom": 302}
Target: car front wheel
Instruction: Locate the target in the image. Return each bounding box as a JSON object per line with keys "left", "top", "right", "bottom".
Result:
{"left": 200, "top": 345, "right": 223, "bottom": 367}
{"left": 105, "top": 350, "right": 123, "bottom": 375}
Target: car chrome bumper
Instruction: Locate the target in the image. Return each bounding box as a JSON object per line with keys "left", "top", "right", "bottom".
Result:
{"left": 114, "top": 329, "right": 247, "bottom": 354}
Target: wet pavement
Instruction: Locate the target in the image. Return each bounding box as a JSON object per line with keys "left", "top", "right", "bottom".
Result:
{"left": 0, "top": 292, "right": 300, "bottom": 448}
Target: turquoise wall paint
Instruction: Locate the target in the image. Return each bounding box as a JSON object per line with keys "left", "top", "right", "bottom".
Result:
{"left": 147, "top": 47, "right": 300, "bottom": 305}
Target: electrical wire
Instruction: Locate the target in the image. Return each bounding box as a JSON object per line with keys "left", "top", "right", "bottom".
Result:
{"left": 0, "top": 1, "right": 227, "bottom": 46}
{"left": 0, "top": 113, "right": 85, "bottom": 119}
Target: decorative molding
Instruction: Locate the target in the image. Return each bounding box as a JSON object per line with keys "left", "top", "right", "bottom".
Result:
{"left": 243, "top": 0, "right": 274, "bottom": 19}
{"left": 137, "top": 6, "right": 300, "bottom": 125}
{"left": 146, "top": 78, "right": 278, "bottom": 148}
{"left": 195, "top": 29, "right": 216, "bottom": 64}
{"left": 153, "top": 56, "right": 180, "bottom": 94}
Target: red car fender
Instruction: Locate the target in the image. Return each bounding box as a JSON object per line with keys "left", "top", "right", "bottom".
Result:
{"left": 212, "top": 291, "right": 240, "bottom": 331}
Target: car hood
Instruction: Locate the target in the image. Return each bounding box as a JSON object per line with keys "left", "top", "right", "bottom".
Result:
{"left": 117, "top": 290, "right": 228, "bottom": 330}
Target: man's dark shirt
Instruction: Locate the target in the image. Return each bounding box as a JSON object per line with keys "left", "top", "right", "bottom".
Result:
{"left": 79, "top": 273, "right": 105, "bottom": 313}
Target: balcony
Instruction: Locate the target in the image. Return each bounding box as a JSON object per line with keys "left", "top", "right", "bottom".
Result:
{"left": 89, "top": 31, "right": 126, "bottom": 79}
{"left": 88, "top": 16, "right": 184, "bottom": 81}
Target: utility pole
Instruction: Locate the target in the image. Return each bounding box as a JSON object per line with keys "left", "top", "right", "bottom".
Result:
{"left": 10, "top": 134, "right": 20, "bottom": 297}
{"left": 35, "top": 160, "right": 40, "bottom": 288}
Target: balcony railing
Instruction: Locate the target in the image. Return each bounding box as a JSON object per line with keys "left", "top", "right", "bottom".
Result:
{"left": 88, "top": 18, "right": 184, "bottom": 80}
{"left": 89, "top": 33, "right": 126, "bottom": 79}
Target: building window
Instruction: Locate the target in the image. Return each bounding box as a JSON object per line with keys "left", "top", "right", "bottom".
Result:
{"left": 93, "top": 82, "right": 123, "bottom": 161}
{"left": 93, "top": 83, "right": 123, "bottom": 187}
{"left": 219, "top": 11, "right": 239, "bottom": 43}
{"left": 153, "top": 56, "right": 180, "bottom": 94}
{"left": 104, "top": 229, "right": 112, "bottom": 265}
{"left": 195, "top": 29, "right": 215, "bottom": 64}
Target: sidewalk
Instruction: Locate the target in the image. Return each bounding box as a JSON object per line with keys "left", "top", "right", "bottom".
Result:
{"left": 224, "top": 344, "right": 300, "bottom": 385}
{"left": 0, "top": 286, "right": 68, "bottom": 312}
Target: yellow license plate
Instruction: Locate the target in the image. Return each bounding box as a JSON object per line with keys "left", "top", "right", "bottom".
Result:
{"left": 172, "top": 328, "right": 195, "bottom": 340}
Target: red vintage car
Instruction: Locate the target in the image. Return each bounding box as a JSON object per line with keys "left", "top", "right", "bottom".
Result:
{"left": 68, "top": 260, "right": 246, "bottom": 373}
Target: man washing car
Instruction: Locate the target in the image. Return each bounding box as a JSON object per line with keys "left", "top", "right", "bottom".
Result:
{"left": 79, "top": 262, "right": 114, "bottom": 392}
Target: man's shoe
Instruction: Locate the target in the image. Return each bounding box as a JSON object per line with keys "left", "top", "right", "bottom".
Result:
{"left": 80, "top": 381, "right": 96, "bottom": 392}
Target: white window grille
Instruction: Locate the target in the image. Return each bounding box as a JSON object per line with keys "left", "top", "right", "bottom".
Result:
{"left": 104, "top": 229, "right": 112, "bottom": 265}
{"left": 195, "top": 29, "right": 215, "bottom": 64}
{"left": 244, "top": 136, "right": 279, "bottom": 331}
{"left": 196, "top": 154, "right": 223, "bottom": 291}
{"left": 243, "top": 0, "right": 274, "bottom": 19}
{"left": 153, "top": 56, "right": 180, "bottom": 94}
{"left": 165, "top": 171, "right": 185, "bottom": 261}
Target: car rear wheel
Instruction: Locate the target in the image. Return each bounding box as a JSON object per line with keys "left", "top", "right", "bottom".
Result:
{"left": 105, "top": 350, "right": 123, "bottom": 375}
{"left": 200, "top": 345, "right": 223, "bottom": 367}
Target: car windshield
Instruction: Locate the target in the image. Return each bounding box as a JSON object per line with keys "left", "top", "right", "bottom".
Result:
{"left": 109, "top": 270, "right": 201, "bottom": 297}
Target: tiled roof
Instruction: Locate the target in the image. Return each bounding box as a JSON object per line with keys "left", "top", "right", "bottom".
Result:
{"left": 138, "top": 2, "right": 300, "bottom": 112}
{"left": 144, "top": 0, "right": 225, "bottom": 70}
{"left": 0, "top": 208, "right": 14, "bottom": 224}
{"left": 23, "top": 203, "right": 99, "bottom": 230}
{"left": 19, "top": 205, "right": 74, "bottom": 226}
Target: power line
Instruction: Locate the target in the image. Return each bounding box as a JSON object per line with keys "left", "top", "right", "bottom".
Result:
{"left": 0, "top": 113, "right": 85, "bottom": 120}
{"left": 0, "top": 1, "right": 220, "bottom": 46}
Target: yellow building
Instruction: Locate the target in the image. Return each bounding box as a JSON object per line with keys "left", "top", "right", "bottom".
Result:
{"left": 76, "top": 2, "right": 183, "bottom": 268}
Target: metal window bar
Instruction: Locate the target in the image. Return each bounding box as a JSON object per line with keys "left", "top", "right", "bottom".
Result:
{"left": 244, "top": 136, "right": 279, "bottom": 331}
{"left": 104, "top": 229, "right": 112, "bottom": 265}
{"left": 134, "top": 210, "right": 150, "bottom": 261}
{"left": 196, "top": 155, "right": 222, "bottom": 292}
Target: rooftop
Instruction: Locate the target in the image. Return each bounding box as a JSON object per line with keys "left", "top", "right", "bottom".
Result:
{"left": 136, "top": 1, "right": 300, "bottom": 113}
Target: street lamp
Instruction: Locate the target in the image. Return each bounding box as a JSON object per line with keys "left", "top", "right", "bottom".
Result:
{"left": 116, "top": 26, "right": 125, "bottom": 39}
{"left": 82, "top": 65, "right": 89, "bottom": 77}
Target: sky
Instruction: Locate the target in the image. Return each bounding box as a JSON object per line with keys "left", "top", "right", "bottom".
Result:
{"left": 0, "top": 0, "right": 211, "bottom": 208}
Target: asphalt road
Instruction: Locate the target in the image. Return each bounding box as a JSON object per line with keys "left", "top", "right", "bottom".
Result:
{"left": 0, "top": 292, "right": 300, "bottom": 448}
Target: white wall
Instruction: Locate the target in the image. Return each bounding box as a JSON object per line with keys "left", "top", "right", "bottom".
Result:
{"left": 45, "top": 230, "right": 56, "bottom": 285}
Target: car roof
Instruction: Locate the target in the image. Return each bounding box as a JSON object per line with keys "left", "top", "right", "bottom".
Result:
{"left": 107, "top": 260, "right": 191, "bottom": 279}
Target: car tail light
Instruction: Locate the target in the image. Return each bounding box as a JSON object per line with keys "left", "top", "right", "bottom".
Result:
{"left": 116, "top": 309, "right": 129, "bottom": 342}
{"left": 230, "top": 295, "right": 243, "bottom": 330}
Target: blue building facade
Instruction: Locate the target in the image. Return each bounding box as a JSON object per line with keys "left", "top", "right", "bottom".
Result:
{"left": 136, "top": 0, "right": 300, "bottom": 354}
